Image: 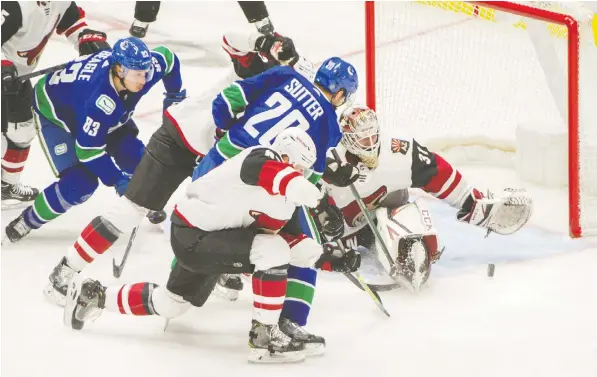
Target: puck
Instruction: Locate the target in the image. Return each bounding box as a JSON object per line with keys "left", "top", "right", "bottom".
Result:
{"left": 487, "top": 263, "right": 495, "bottom": 277}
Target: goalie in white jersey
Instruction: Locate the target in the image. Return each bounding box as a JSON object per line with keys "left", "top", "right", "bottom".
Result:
{"left": 318, "top": 105, "right": 533, "bottom": 291}
{"left": 62, "top": 128, "right": 360, "bottom": 363}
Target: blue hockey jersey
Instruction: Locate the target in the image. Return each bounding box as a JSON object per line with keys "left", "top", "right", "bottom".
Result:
{"left": 32, "top": 46, "right": 182, "bottom": 185}
{"left": 194, "top": 66, "right": 341, "bottom": 183}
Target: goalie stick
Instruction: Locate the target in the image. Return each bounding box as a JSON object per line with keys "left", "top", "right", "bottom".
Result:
{"left": 112, "top": 227, "right": 138, "bottom": 278}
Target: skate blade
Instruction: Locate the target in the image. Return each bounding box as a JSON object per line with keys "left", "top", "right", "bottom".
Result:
{"left": 248, "top": 348, "right": 305, "bottom": 364}
{"left": 63, "top": 275, "right": 84, "bottom": 330}
{"left": 43, "top": 282, "right": 66, "bottom": 307}
{"left": 1, "top": 200, "right": 33, "bottom": 211}
{"left": 304, "top": 343, "right": 325, "bottom": 357}
{"left": 214, "top": 284, "right": 239, "bottom": 302}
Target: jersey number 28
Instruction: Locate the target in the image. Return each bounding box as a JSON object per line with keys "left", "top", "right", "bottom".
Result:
{"left": 243, "top": 92, "right": 309, "bottom": 146}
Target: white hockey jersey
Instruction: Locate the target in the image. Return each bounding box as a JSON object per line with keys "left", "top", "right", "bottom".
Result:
{"left": 326, "top": 134, "right": 470, "bottom": 237}
{"left": 1, "top": 1, "right": 87, "bottom": 75}
{"left": 174, "top": 146, "right": 303, "bottom": 233}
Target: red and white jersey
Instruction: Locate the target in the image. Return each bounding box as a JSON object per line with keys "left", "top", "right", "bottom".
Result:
{"left": 326, "top": 134, "right": 471, "bottom": 236}
{"left": 1, "top": 1, "right": 87, "bottom": 74}
{"left": 174, "top": 146, "right": 303, "bottom": 233}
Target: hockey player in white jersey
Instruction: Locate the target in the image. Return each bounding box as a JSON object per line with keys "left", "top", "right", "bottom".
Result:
{"left": 62, "top": 128, "right": 359, "bottom": 363}
{"left": 319, "top": 105, "right": 533, "bottom": 291}
{"left": 1, "top": 1, "right": 109, "bottom": 208}
{"left": 42, "top": 30, "right": 313, "bottom": 306}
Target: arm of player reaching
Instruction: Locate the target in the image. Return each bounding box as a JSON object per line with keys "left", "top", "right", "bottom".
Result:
{"left": 150, "top": 45, "right": 182, "bottom": 93}
{"left": 240, "top": 147, "right": 322, "bottom": 207}
{"left": 407, "top": 139, "right": 471, "bottom": 209}
{"left": 75, "top": 105, "right": 127, "bottom": 188}
{"left": 56, "top": 2, "right": 89, "bottom": 47}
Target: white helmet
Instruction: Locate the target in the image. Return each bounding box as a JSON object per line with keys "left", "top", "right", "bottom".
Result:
{"left": 339, "top": 105, "right": 380, "bottom": 168}
{"left": 272, "top": 128, "right": 317, "bottom": 170}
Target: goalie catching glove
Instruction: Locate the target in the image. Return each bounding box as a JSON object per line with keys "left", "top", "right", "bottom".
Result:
{"left": 315, "top": 243, "right": 361, "bottom": 273}
{"left": 457, "top": 188, "right": 533, "bottom": 236}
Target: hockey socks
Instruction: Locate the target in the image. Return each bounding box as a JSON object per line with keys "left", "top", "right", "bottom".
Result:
{"left": 105, "top": 283, "right": 158, "bottom": 316}
{"left": 252, "top": 267, "right": 288, "bottom": 325}
{"left": 281, "top": 266, "right": 317, "bottom": 326}
{"left": 1, "top": 145, "right": 30, "bottom": 184}
{"left": 66, "top": 216, "right": 122, "bottom": 272}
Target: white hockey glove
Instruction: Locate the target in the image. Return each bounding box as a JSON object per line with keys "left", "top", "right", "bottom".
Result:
{"left": 285, "top": 176, "right": 323, "bottom": 208}
{"left": 457, "top": 188, "right": 533, "bottom": 236}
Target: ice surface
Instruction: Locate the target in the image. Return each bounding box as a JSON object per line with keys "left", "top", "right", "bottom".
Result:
{"left": 1, "top": 2, "right": 595, "bottom": 377}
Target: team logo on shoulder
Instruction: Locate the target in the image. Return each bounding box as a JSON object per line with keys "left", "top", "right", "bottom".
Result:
{"left": 391, "top": 138, "right": 410, "bottom": 155}
{"left": 95, "top": 95, "right": 115, "bottom": 115}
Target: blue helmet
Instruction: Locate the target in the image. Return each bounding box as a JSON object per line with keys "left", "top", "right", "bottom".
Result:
{"left": 315, "top": 57, "right": 359, "bottom": 106}
{"left": 111, "top": 37, "right": 153, "bottom": 71}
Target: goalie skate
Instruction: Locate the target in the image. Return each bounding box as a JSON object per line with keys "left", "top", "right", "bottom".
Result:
{"left": 248, "top": 320, "right": 305, "bottom": 364}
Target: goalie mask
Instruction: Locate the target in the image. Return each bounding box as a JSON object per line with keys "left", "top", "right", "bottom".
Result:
{"left": 339, "top": 105, "right": 380, "bottom": 169}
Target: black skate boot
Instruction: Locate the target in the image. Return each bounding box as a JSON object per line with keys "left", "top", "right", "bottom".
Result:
{"left": 43, "top": 257, "right": 78, "bottom": 307}
{"left": 1, "top": 181, "right": 39, "bottom": 209}
{"left": 278, "top": 317, "right": 326, "bottom": 356}
{"left": 129, "top": 20, "right": 149, "bottom": 38}
{"left": 64, "top": 274, "right": 106, "bottom": 330}
{"left": 248, "top": 320, "right": 305, "bottom": 363}
{"left": 214, "top": 274, "right": 244, "bottom": 301}
{"left": 147, "top": 209, "right": 167, "bottom": 224}
{"left": 3, "top": 212, "right": 32, "bottom": 244}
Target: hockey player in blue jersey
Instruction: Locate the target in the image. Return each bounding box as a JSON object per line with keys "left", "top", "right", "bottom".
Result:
{"left": 193, "top": 56, "right": 359, "bottom": 184}
{"left": 186, "top": 56, "right": 361, "bottom": 355}
{"left": 3, "top": 37, "right": 186, "bottom": 244}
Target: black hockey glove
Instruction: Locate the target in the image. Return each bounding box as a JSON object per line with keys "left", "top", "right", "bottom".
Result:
{"left": 315, "top": 244, "right": 361, "bottom": 273}
{"left": 313, "top": 192, "right": 345, "bottom": 241}
{"left": 1, "top": 60, "right": 20, "bottom": 95}
{"left": 323, "top": 157, "right": 360, "bottom": 187}
{"left": 78, "top": 29, "right": 111, "bottom": 56}
{"left": 255, "top": 34, "right": 299, "bottom": 65}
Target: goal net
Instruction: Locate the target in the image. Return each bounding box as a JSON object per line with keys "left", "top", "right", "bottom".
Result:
{"left": 365, "top": 1, "right": 596, "bottom": 237}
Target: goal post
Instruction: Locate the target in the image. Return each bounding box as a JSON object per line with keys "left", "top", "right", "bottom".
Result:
{"left": 365, "top": 1, "right": 595, "bottom": 237}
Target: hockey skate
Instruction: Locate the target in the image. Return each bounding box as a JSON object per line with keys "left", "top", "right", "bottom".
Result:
{"left": 147, "top": 209, "right": 167, "bottom": 225}
{"left": 458, "top": 188, "right": 533, "bottom": 236}
{"left": 278, "top": 317, "right": 325, "bottom": 356}
{"left": 129, "top": 20, "right": 149, "bottom": 38}
{"left": 64, "top": 274, "right": 106, "bottom": 330}
{"left": 248, "top": 320, "right": 305, "bottom": 363}
{"left": 1, "top": 181, "right": 39, "bottom": 210}
{"left": 3, "top": 212, "right": 32, "bottom": 244}
{"left": 214, "top": 274, "right": 243, "bottom": 301}
{"left": 43, "top": 257, "right": 77, "bottom": 307}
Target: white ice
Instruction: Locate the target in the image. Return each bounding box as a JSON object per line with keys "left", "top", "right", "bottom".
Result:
{"left": 1, "top": 2, "right": 596, "bottom": 377}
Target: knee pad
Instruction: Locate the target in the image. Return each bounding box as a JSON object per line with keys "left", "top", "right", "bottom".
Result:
{"left": 288, "top": 236, "right": 322, "bottom": 268}
{"left": 5, "top": 118, "right": 35, "bottom": 147}
{"left": 150, "top": 286, "right": 191, "bottom": 319}
{"left": 102, "top": 196, "right": 148, "bottom": 233}
{"left": 58, "top": 165, "right": 99, "bottom": 205}
{"left": 249, "top": 234, "right": 291, "bottom": 272}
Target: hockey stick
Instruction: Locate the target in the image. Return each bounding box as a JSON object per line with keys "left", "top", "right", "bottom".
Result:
{"left": 16, "top": 63, "right": 69, "bottom": 83}
{"left": 310, "top": 205, "right": 389, "bottom": 316}
{"left": 336, "top": 242, "right": 390, "bottom": 317}
{"left": 112, "top": 227, "right": 138, "bottom": 278}
{"left": 331, "top": 149, "right": 397, "bottom": 273}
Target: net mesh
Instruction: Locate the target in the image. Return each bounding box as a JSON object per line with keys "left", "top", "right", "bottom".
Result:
{"left": 369, "top": 1, "right": 596, "bottom": 236}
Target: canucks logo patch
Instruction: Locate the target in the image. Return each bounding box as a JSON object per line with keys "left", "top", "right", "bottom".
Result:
{"left": 391, "top": 138, "right": 410, "bottom": 155}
